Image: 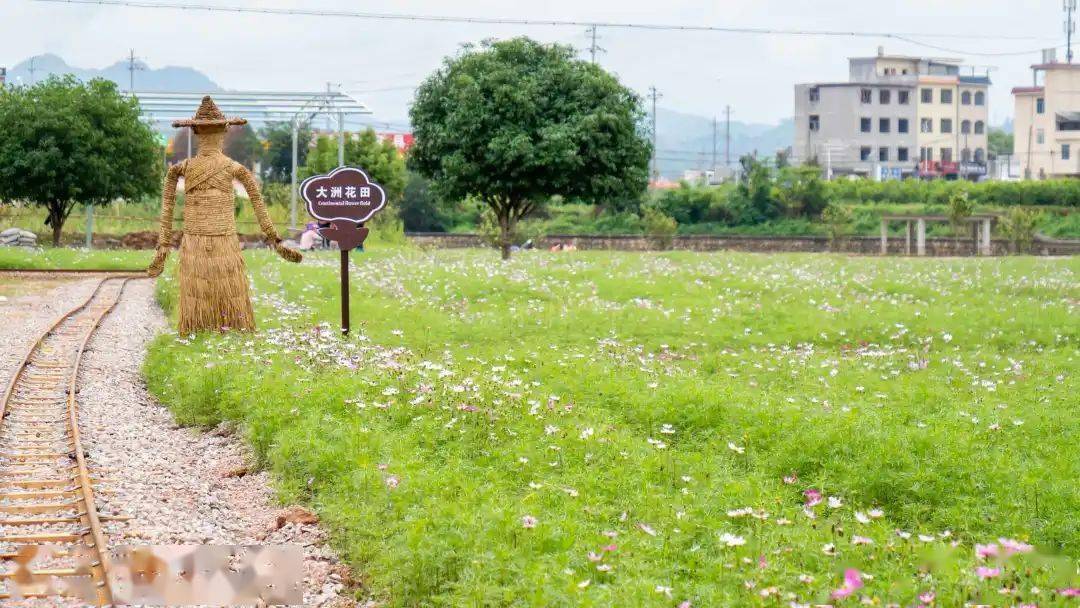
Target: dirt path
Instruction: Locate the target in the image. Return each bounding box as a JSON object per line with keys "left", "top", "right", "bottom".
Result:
{"left": 0, "top": 277, "right": 357, "bottom": 607}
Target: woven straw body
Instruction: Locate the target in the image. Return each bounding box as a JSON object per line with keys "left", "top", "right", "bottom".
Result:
{"left": 177, "top": 233, "right": 255, "bottom": 333}
{"left": 149, "top": 114, "right": 300, "bottom": 332}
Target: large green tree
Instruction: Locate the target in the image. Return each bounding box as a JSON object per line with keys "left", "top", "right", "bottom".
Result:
{"left": 259, "top": 121, "right": 313, "bottom": 183}
{"left": 300, "top": 128, "right": 407, "bottom": 203}
{"left": 988, "top": 128, "right": 1014, "bottom": 159}
{"left": 410, "top": 37, "right": 651, "bottom": 258}
{"left": 0, "top": 76, "right": 160, "bottom": 245}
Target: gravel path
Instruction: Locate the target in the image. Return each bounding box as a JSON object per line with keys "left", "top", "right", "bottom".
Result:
{"left": 0, "top": 277, "right": 357, "bottom": 607}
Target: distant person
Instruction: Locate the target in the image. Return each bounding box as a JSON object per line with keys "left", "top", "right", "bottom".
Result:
{"left": 299, "top": 222, "right": 321, "bottom": 251}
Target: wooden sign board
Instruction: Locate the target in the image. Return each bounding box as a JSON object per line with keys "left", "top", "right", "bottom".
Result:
{"left": 300, "top": 166, "right": 388, "bottom": 334}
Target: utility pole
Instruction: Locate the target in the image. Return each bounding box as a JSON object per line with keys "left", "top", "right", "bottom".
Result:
{"left": 585, "top": 25, "right": 605, "bottom": 63}
{"left": 27, "top": 57, "right": 37, "bottom": 84}
{"left": 126, "top": 49, "right": 144, "bottom": 92}
{"left": 711, "top": 116, "right": 718, "bottom": 173}
{"left": 724, "top": 105, "right": 733, "bottom": 168}
{"left": 1068, "top": 0, "right": 1078, "bottom": 63}
{"left": 648, "top": 86, "right": 662, "bottom": 180}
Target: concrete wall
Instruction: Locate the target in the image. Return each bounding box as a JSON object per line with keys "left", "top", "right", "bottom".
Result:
{"left": 406, "top": 233, "right": 1080, "bottom": 257}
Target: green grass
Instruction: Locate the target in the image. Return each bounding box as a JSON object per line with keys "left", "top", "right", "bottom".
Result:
{"left": 100, "top": 249, "right": 1080, "bottom": 605}
{"left": 0, "top": 246, "right": 152, "bottom": 270}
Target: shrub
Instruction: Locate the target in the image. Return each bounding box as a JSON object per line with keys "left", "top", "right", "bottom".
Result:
{"left": 641, "top": 205, "right": 677, "bottom": 249}
{"left": 998, "top": 207, "right": 1042, "bottom": 254}
{"left": 821, "top": 203, "right": 853, "bottom": 249}
{"left": 947, "top": 191, "right": 975, "bottom": 236}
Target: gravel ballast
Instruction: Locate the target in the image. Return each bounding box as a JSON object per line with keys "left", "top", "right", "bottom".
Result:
{"left": 0, "top": 276, "right": 357, "bottom": 607}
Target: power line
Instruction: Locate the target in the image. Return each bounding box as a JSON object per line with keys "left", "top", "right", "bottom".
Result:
{"left": 34, "top": 0, "right": 1059, "bottom": 49}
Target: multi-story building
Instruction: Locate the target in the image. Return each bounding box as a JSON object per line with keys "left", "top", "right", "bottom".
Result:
{"left": 794, "top": 49, "right": 991, "bottom": 180}
{"left": 1013, "top": 56, "right": 1080, "bottom": 178}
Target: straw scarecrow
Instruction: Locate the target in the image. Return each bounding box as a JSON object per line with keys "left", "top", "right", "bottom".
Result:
{"left": 147, "top": 96, "right": 302, "bottom": 332}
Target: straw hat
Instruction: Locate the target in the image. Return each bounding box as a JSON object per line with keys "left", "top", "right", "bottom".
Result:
{"left": 172, "top": 95, "right": 247, "bottom": 128}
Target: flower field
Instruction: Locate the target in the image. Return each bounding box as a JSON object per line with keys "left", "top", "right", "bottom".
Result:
{"left": 142, "top": 249, "right": 1079, "bottom": 606}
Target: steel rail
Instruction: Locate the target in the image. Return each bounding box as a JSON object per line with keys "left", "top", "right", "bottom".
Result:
{"left": 0, "top": 277, "right": 133, "bottom": 604}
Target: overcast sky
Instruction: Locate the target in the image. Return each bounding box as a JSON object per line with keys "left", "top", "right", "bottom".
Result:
{"left": 2, "top": 0, "right": 1067, "bottom": 126}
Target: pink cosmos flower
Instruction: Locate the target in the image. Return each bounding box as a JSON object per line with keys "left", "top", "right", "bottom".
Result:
{"left": 521, "top": 515, "right": 538, "bottom": 529}
{"left": 1059, "top": 588, "right": 1080, "bottom": 597}
{"left": 919, "top": 590, "right": 935, "bottom": 603}
{"left": 385, "top": 475, "right": 400, "bottom": 490}
{"left": 975, "top": 566, "right": 1001, "bottom": 579}
{"left": 998, "top": 537, "right": 1034, "bottom": 555}
{"left": 783, "top": 473, "right": 798, "bottom": 485}
{"left": 975, "top": 543, "right": 1000, "bottom": 559}
{"left": 804, "top": 489, "right": 823, "bottom": 507}
{"left": 831, "top": 568, "right": 864, "bottom": 600}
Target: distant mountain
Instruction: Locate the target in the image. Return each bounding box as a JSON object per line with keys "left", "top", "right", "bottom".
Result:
{"left": 3, "top": 54, "right": 792, "bottom": 174}
{"left": 7, "top": 53, "right": 222, "bottom": 93}
{"left": 654, "top": 107, "right": 793, "bottom": 178}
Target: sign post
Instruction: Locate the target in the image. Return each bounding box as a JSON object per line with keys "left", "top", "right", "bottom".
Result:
{"left": 300, "top": 167, "right": 387, "bottom": 335}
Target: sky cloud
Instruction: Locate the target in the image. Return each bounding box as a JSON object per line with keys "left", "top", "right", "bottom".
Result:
{"left": 1, "top": 0, "right": 1063, "bottom": 126}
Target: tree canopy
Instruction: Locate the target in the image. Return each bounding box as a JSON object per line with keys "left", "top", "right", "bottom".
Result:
{"left": 0, "top": 76, "right": 161, "bottom": 244}
{"left": 301, "top": 129, "right": 407, "bottom": 205}
{"left": 409, "top": 37, "right": 651, "bottom": 258}
{"left": 259, "top": 121, "right": 313, "bottom": 184}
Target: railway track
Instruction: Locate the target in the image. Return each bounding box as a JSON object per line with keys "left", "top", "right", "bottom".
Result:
{"left": 0, "top": 277, "right": 133, "bottom": 605}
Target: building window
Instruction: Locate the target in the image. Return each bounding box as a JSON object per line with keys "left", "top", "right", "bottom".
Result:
{"left": 1036, "top": 97, "right": 1045, "bottom": 114}
{"left": 1037, "top": 128, "right": 1045, "bottom": 144}
{"left": 808, "top": 115, "right": 820, "bottom": 131}
{"left": 961, "top": 148, "right": 972, "bottom": 162}
{"left": 1058, "top": 115, "right": 1080, "bottom": 130}
{"left": 879, "top": 118, "right": 891, "bottom": 133}
{"left": 961, "top": 91, "right": 972, "bottom": 105}
{"left": 920, "top": 147, "right": 933, "bottom": 161}
{"left": 898, "top": 147, "right": 909, "bottom": 162}
{"left": 898, "top": 118, "right": 909, "bottom": 133}
{"left": 860, "top": 146, "right": 872, "bottom": 161}
{"left": 974, "top": 148, "right": 985, "bottom": 163}
{"left": 974, "top": 91, "right": 985, "bottom": 106}
{"left": 879, "top": 89, "right": 891, "bottom": 104}
{"left": 921, "top": 88, "right": 933, "bottom": 103}
{"left": 920, "top": 118, "right": 933, "bottom": 133}
{"left": 1063, "top": 144, "right": 1071, "bottom": 160}
{"left": 861, "top": 88, "right": 872, "bottom": 104}
{"left": 879, "top": 147, "right": 889, "bottom": 162}
{"left": 974, "top": 121, "right": 985, "bottom": 135}
{"left": 941, "top": 118, "right": 953, "bottom": 134}
{"left": 941, "top": 148, "right": 953, "bottom": 163}
{"left": 961, "top": 120, "right": 972, "bottom": 134}
{"left": 898, "top": 90, "right": 910, "bottom": 105}
{"left": 809, "top": 87, "right": 820, "bottom": 102}
{"left": 940, "top": 89, "right": 953, "bottom": 104}
{"left": 860, "top": 117, "right": 872, "bottom": 133}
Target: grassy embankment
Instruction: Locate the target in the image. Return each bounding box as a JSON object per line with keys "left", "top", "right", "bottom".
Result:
{"left": 126, "top": 248, "right": 1079, "bottom": 606}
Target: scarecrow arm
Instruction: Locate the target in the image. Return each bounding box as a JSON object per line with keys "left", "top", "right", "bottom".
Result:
{"left": 148, "top": 161, "right": 184, "bottom": 278}
{"left": 233, "top": 162, "right": 302, "bottom": 263}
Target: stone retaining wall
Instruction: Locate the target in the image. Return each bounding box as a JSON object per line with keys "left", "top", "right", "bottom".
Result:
{"left": 406, "top": 233, "right": 1080, "bottom": 256}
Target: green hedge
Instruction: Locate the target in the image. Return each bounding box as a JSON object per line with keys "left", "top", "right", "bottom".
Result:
{"left": 825, "top": 179, "right": 1080, "bottom": 207}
